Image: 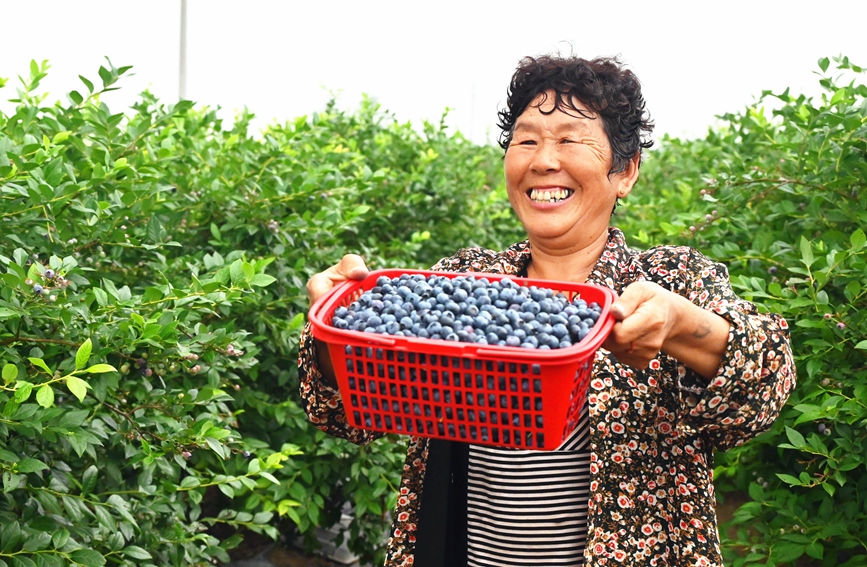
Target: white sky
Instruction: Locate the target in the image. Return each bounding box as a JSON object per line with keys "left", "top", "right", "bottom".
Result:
{"left": 2, "top": 1, "right": 866, "bottom": 145}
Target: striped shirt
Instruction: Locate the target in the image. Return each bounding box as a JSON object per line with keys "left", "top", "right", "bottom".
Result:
{"left": 466, "top": 405, "right": 590, "bottom": 566}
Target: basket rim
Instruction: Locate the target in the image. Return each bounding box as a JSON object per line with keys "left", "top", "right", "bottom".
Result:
{"left": 309, "top": 268, "right": 616, "bottom": 362}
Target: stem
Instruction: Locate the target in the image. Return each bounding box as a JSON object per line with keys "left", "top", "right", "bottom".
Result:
{"left": 0, "top": 336, "right": 79, "bottom": 347}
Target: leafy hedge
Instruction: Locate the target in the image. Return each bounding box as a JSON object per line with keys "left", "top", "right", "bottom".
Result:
{"left": 621, "top": 55, "right": 867, "bottom": 566}
{"left": 1, "top": 53, "right": 864, "bottom": 567}
{"left": 0, "top": 60, "right": 517, "bottom": 566}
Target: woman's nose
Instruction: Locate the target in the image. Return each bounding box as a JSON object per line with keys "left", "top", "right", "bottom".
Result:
{"left": 530, "top": 141, "right": 561, "bottom": 173}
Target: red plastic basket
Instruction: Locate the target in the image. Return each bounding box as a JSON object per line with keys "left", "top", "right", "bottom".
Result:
{"left": 309, "top": 269, "right": 616, "bottom": 450}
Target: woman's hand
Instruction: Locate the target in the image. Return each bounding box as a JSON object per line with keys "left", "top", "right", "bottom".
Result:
{"left": 602, "top": 281, "right": 730, "bottom": 380}
{"left": 305, "top": 254, "right": 369, "bottom": 389}
{"left": 306, "top": 254, "right": 369, "bottom": 306}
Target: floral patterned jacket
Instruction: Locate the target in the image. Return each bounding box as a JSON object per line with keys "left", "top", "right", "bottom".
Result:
{"left": 298, "top": 227, "right": 796, "bottom": 567}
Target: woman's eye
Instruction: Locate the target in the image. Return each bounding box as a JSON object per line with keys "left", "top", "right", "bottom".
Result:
{"left": 513, "top": 139, "right": 536, "bottom": 146}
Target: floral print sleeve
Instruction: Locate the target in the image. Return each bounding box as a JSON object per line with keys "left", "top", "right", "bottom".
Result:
{"left": 297, "top": 321, "right": 382, "bottom": 445}
{"left": 667, "top": 247, "right": 796, "bottom": 450}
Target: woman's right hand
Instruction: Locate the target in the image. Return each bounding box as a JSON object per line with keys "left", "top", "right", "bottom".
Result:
{"left": 306, "top": 254, "right": 369, "bottom": 307}
{"left": 306, "top": 254, "right": 369, "bottom": 389}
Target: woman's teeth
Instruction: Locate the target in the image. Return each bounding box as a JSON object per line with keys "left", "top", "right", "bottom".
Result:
{"left": 529, "top": 188, "right": 573, "bottom": 203}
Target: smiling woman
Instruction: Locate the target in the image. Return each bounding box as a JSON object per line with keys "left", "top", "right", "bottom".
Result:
{"left": 299, "top": 54, "right": 795, "bottom": 567}
{"left": 504, "top": 96, "right": 639, "bottom": 278}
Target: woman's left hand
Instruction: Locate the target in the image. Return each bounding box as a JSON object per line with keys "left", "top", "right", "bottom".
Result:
{"left": 602, "top": 281, "right": 730, "bottom": 380}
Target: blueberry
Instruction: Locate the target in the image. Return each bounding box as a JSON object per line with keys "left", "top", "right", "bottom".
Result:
{"left": 44, "top": 269, "right": 55, "bottom": 279}
{"left": 33, "top": 284, "right": 44, "bottom": 294}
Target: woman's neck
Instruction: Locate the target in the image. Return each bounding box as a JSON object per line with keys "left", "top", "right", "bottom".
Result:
{"left": 526, "top": 228, "right": 610, "bottom": 283}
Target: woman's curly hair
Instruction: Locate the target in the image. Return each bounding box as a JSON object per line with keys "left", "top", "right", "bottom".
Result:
{"left": 497, "top": 55, "right": 654, "bottom": 174}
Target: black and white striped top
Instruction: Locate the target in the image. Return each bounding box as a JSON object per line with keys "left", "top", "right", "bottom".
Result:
{"left": 466, "top": 405, "right": 590, "bottom": 566}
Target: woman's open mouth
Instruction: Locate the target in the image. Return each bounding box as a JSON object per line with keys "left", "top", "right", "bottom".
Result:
{"left": 528, "top": 188, "right": 574, "bottom": 203}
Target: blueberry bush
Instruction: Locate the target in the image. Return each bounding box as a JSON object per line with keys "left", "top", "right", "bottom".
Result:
{"left": 0, "top": 60, "right": 514, "bottom": 565}
{"left": 621, "top": 56, "right": 867, "bottom": 566}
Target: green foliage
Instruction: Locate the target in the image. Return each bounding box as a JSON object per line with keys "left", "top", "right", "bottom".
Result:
{"left": 622, "top": 55, "right": 867, "bottom": 566}
{"left": 7, "top": 50, "right": 862, "bottom": 567}
{"left": 0, "top": 59, "right": 516, "bottom": 565}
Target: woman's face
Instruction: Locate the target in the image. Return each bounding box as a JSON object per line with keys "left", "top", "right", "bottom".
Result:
{"left": 504, "top": 92, "right": 638, "bottom": 250}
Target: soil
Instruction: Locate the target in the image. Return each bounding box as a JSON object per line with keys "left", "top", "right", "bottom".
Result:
{"left": 226, "top": 532, "right": 361, "bottom": 567}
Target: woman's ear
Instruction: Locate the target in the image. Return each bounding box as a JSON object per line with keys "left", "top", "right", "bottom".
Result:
{"left": 615, "top": 152, "right": 641, "bottom": 198}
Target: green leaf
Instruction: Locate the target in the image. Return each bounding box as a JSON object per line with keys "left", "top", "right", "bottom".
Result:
{"left": 229, "top": 259, "right": 245, "bottom": 285}
{"left": 249, "top": 273, "right": 276, "bottom": 287}
{"left": 75, "top": 338, "right": 92, "bottom": 370}
{"left": 0, "top": 450, "right": 19, "bottom": 463}
{"left": 13, "top": 381, "right": 33, "bottom": 403}
{"left": 799, "top": 236, "right": 814, "bottom": 268}
{"left": 16, "top": 457, "right": 48, "bottom": 473}
{"left": 51, "top": 529, "right": 70, "bottom": 549}
{"left": 2, "top": 364, "right": 18, "bottom": 383}
{"left": 146, "top": 215, "right": 163, "bottom": 243}
{"left": 81, "top": 465, "right": 98, "bottom": 495}
{"left": 259, "top": 471, "right": 280, "bottom": 485}
{"left": 776, "top": 473, "right": 802, "bottom": 486}
{"left": 122, "top": 547, "right": 152, "bottom": 560}
{"left": 180, "top": 476, "right": 201, "bottom": 489}
{"left": 785, "top": 426, "right": 806, "bottom": 448}
{"left": 35, "top": 384, "right": 54, "bottom": 408}
{"left": 855, "top": 340, "right": 867, "bottom": 351}
{"left": 242, "top": 262, "right": 255, "bottom": 283}
{"left": 51, "top": 131, "right": 71, "bottom": 144}
{"left": 851, "top": 228, "right": 866, "bottom": 250}
{"left": 79, "top": 75, "right": 94, "bottom": 93}
{"left": 205, "top": 437, "right": 229, "bottom": 459}
{"left": 84, "top": 364, "right": 116, "bottom": 374}
{"left": 69, "top": 549, "right": 106, "bottom": 566}
{"left": 27, "top": 357, "right": 51, "bottom": 374}
{"left": 66, "top": 376, "right": 90, "bottom": 402}
{"left": 818, "top": 57, "right": 830, "bottom": 72}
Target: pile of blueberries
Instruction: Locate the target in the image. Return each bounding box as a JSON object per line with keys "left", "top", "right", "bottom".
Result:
{"left": 330, "top": 273, "right": 603, "bottom": 349}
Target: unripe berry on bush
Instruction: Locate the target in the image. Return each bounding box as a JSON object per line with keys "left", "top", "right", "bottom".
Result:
{"left": 823, "top": 313, "right": 832, "bottom": 320}
{"left": 120, "top": 364, "right": 130, "bottom": 375}
{"left": 137, "top": 358, "right": 147, "bottom": 368}
{"left": 182, "top": 451, "right": 192, "bottom": 460}
{"left": 190, "top": 365, "right": 201, "bottom": 374}
{"left": 242, "top": 451, "right": 251, "bottom": 458}
{"left": 836, "top": 322, "right": 846, "bottom": 330}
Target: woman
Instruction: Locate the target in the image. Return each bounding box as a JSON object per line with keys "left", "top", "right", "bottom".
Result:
{"left": 299, "top": 55, "right": 795, "bottom": 567}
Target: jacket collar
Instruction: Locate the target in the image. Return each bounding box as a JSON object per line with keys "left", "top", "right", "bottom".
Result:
{"left": 490, "top": 227, "right": 635, "bottom": 292}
